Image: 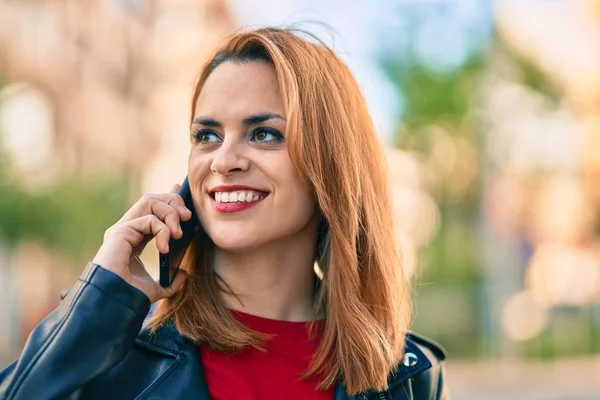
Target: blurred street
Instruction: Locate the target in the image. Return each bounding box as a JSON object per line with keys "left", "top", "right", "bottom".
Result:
{"left": 447, "top": 358, "right": 600, "bottom": 399}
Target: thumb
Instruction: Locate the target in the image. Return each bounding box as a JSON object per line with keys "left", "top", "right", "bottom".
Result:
{"left": 169, "top": 183, "right": 181, "bottom": 194}
{"left": 159, "top": 268, "right": 188, "bottom": 298}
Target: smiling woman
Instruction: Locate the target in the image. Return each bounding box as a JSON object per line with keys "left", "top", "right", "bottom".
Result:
{"left": 0, "top": 28, "right": 449, "bottom": 400}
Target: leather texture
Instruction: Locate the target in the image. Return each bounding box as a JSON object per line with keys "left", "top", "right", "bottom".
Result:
{"left": 0, "top": 263, "right": 449, "bottom": 400}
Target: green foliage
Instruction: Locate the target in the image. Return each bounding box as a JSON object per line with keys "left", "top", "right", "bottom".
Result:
{"left": 382, "top": 42, "right": 488, "bottom": 357}
{"left": 0, "top": 172, "right": 132, "bottom": 264}
{"left": 383, "top": 55, "right": 485, "bottom": 137}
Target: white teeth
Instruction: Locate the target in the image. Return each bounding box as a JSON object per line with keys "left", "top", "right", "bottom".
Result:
{"left": 214, "top": 190, "right": 266, "bottom": 203}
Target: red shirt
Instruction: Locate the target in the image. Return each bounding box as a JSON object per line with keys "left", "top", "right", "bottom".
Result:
{"left": 199, "top": 311, "right": 334, "bottom": 400}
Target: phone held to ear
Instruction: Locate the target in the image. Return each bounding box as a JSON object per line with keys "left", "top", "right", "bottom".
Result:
{"left": 159, "top": 177, "right": 202, "bottom": 287}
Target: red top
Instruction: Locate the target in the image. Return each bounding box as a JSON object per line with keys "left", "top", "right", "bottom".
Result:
{"left": 199, "top": 311, "right": 334, "bottom": 400}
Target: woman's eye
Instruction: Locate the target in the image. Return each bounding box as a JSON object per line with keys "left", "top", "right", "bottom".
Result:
{"left": 193, "top": 130, "right": 220, "bottom": 144}
{"left": 251, "top": 128, "right": 284, "bottom": 144}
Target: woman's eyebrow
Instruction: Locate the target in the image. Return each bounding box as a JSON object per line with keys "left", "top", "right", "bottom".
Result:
{"left": 242, "top": 112, "right": 285, "bottom": 125}
{"left": 192, "top": 117, "right": 220, "bottom": 127}
{"left": 192, "top": 112, "right": 285, "bottom": 128}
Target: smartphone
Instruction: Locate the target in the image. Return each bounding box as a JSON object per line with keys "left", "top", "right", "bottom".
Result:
{"left": 159, "top": 177, "right": 201, "bottom": 287}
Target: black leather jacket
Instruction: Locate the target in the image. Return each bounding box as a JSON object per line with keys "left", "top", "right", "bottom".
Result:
{"left": 0, "top": 263, "right": 450, "bottom": 400}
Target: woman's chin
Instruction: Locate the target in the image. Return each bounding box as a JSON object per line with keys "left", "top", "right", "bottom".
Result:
{"left": 209, "top": 234, "right": 264, "bottom": 253}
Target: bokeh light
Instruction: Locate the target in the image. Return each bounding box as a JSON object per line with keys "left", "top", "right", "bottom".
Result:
{"left": 501, "top": 290, "right": 549, "bottom": 342}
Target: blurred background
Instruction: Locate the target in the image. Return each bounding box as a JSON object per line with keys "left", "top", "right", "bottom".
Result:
{"left": 0, "top": 0, "right": 599, "bottom": 399}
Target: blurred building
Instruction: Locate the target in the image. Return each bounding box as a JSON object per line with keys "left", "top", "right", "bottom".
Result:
{"left": 0, "top": 0, "right": 235, "bottom": 186}
{"left": 0, "top": 0, "right": 235, "bottom": 362}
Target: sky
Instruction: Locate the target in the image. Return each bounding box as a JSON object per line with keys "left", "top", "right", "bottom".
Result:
{"left": 230, "top": 0, "right": 494, "bottom": 139}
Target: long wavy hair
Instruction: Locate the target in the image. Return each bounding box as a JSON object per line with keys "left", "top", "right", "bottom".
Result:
{"left": 146, "top": 27, "right": 411, "bottom": 395}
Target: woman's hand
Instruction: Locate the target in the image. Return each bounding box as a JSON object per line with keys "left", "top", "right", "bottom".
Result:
{"left": 92, "top": 184, "right": 192, "bottom": 303}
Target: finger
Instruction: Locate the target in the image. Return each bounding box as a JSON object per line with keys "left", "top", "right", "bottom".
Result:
{"left": 124, "top": 215, "right": 171, "bottom": 254}
{"left": 169, "top": 183, "right": 181, "bottom": 194}
{"left": 159, "top": 192, "right": 190, "bottom": 219}
{"left": 124, "top": 197, "right": 182, "bottom": 238}
{"left": 146, "top": 199, "right": 182, "bottom": 239}
{"left": 162, "top": 189, "right": 193, "bottom": 221}
{"left": 150, "top": 200, "right": 183, "bottom": 239}
{"left": 166, "top": 193, "right": 193, "bottom": 221}
{"left": 158, "top": 268, "right": 188, "bottom": 298}
{"left": 137, "top": 193, "right": 192, "bottom": 222}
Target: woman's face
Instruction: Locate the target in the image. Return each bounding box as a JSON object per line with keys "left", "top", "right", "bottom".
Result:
{"left": 188, "top": 61, "right": 318, "bottom": 252}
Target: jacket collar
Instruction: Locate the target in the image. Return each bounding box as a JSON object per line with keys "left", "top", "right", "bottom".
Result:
{"left": 135, "top": 321, "right": 432, "bottom": 395}
{"left": 336, "top": 336, "right": 432, "bottom": 399}
{"left": 386, "top": 336, "right": 433, "bottom": 387}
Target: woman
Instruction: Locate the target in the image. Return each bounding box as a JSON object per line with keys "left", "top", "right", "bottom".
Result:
{"left": 0, "top": 28, "right": 448, "bottom": 400}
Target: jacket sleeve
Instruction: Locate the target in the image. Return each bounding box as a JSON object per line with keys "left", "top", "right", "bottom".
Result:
{"left": 0, "top": 262, "right": 151, "bottom": 400}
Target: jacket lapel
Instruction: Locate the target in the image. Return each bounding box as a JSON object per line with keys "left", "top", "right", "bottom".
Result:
{"left": 134, "top": 322, "right": 212, "bottom": 400}
{"left": 334, "top": 337, "right": 433, "bottom": 399}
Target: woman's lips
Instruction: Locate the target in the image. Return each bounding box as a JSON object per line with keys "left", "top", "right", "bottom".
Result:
{"left": 211, "top": 194, "right": 268, "bottom": 214}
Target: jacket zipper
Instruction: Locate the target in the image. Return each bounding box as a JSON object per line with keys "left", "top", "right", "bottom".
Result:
{"left": 377, "top": 392, "right": 387, "bottom": 400}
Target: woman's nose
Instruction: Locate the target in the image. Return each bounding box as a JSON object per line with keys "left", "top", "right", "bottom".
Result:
{"left": 210, "top": 142, "right": 250, "bottom": 176}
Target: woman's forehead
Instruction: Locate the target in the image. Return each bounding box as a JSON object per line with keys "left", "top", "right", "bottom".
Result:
{"left": 194, "top": 61, "right": 284, "bottom": 119}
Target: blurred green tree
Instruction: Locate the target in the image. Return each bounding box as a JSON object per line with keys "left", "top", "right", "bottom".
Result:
{"left": 383, "top": 51, "right": 485, "bottom": 357}
{"left": 0, "top": 147, "right": 131, "bottom": 265}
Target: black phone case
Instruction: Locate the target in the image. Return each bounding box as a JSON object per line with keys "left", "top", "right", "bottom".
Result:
{"left": 159, "top": 177, "right": 201, "bottom": 287}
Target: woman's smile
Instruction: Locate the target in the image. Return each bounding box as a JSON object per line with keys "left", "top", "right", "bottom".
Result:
{"left": 209, "top": 184, "right": 270, "bottom": 214}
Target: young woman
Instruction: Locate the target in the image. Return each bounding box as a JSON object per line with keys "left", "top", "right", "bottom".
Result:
{"left": 0, "top": 28, "right": 449, "bottom": 400}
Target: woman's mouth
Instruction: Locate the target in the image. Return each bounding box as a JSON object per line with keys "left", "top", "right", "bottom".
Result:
{"left": 213, "top": 190, "right": 267, "bottom": 203}
{"left": 210, "top": 189, "right": 269, "bottom": 213}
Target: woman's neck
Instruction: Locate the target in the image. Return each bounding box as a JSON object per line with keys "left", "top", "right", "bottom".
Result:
{"left": 212, "top": 231, "right": 319, "bottom": 322}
